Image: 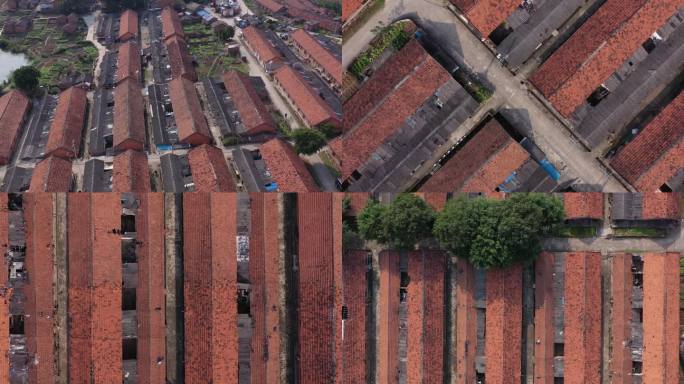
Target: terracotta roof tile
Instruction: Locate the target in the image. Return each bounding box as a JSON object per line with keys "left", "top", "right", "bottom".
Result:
{"left": 44, "top": 87, "right": 88, "bottom": 159}
{"left": 187, "top": 144, "right": 236, "bottom": 192}
{"left": 457, "top": 0, "right": 521, "bottom": 36}
{"left": 115, "top": 41, "right": 141, "bottom": 84}
{"left": 28, "top": 156, "right": 72, "bottom": 192}
{"left": 420, "top": 120, "right": 529, "bottom": 193}
{"left": 222, "top": 71, "right": 275, "bottom": 135}
{"left": 0, "top": 194, "right": 7, "bottom": 283}
{"left": 641, "top": 192, "right": 681, "bottom": 220}
{"left": 377, "top": 249, "right": 400, "bottom": 384}
{"left": 259, "top": 138, "right": 319, "bottom": 192}
{"left": 454, "top": 258, "right": 477, "bottom": 382}
{"left": 610, "top": 91, "right": 684, "bottom": 191}
{"left": 255, "top": 0, "right": 285, "bottom": 13}
{"left": 287, "top": 6, "right": 341, "bottom": 33}
{"left": 168, "top": 77, "right": 212, "bottom": 145}
{"left": 112, "top": 150, "right": 151, "bottom": 192}
{"left": 242, "top": 26, "right": 282, "bottom": 65}
{"left": 342, "top": 250, "right": 368, "bottom": 383}
{"left": 610, "top": 254, "right": 632, "bottom": 384}
{"left": 534, "top": 252, "right": 555, "bottom": 383}
{"left": 345, "top": 192, "right": 369, "bottom": 215}
{"left": 291, "top": 29, "right": 341, "bottom": 85}
{"left": 0, "top": 286, "right": 8, "bottom": 384}
{"left": 273, "top": 65, "right": 338, "bottom": 127}
{"left": 342, "top": 0, "right": 363, "bottom": 21}
{"left": 165, "top": 35, "right": 197, "bottom": 82}
{"left": 0, "top": 90, "right": 30, "bottom": 165}
{"left": 335, "top": 40, "right": 451, "bottom": 179}
{"left": 563, "top": 192, "right": 604, "bottom": 220}
{"left": 161, "top": 7, "right": 185, "bottom": 42}
{"left": 113, "top": 78, "right": 146, "bottom": 151}
{"left": 119, "top": 9, "right": 138, "bottom": 41}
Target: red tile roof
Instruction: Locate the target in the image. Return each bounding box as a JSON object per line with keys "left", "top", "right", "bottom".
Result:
{"left": 187, "top": 144, "right": 236, "bottom": 192}
{"left": 451, "top": 0, "right": 520, "bottom": 36}
{"left": 420, "top": 120, "right": 529, "bottom": 193}
{"left": 115, "top": 41, "right": 141, "bottom": 85}
{"left": 454, "top": 258, "right": 477, "bottom": 383}
{"left": 168, "top": 77, "right": 212, "bottom": 146}
{"left": 161, "top": 7, "right": 185, "bottom": 42}
{"left": 165, "top": 35, "right": 197, "bottom": 82}
{"left": 28, "top": 156, "right": 72, "bottom": 192}
{"left": 534, "top": 252, "right": 555, "bottom": 383}
{"left": 406, "top": 250, "right": 425, "bottom": 383}
{"left": 45, "top": 86, "right": 88, "bottom": 159}
{"left": 297, "top": 193, "right": 343, "bottom": 384}
{"left": 287, "top": 6, "right": 341, "bottom": 33}
{"left": 273, "top": 65, "right": 339, "bottom": 128}
{"left": 112, "top": 150, "right": 151, "bottom": 192}
{"left": 0, "top": 90, "right": 30, "bottom": 165}
{"left": 222, "top": 70, "right": 275, "bottom": 135}
{"left": 485, "top": 265, "right": 522, "bottom": 382}
{"left": 610, "top": 91, "right": 684, "bottom": 191}
{"left": 119, "top": 9, "right": 138, "bottom": 41}
{"left": 641, "top": 192, "right": 681, "bottom": 220}
{"left": 610, "top": 254, "right": 632, "bottom": 384}
{"left": 563, "top": 192, "right": 604, "bottom": 220}
{"left": 260, "top": 138, "right": 319, "bottom": 192}
{"left": 291, "top": 29, "right": 341, "bottom": 86}
{"left": 532, "top": 0, "right": 680, "bottom": 117}
{"left": 255, "top": 0, "right": 285, "bottom": 13}
{"left": 0, "top": 194, "right": 6, "bottom": 283}
{"left": 342, "top": 250, "right": 368, "bottom": 383}
{"left": 564, "top": 252, "right": 601, "bottom": 383}
{"left": 242, "top": 26, "right": 282, "bottom": 65}
{"left": 342, "top": 0, "right": 364, "bottom": 22}
{"left": 334, "top": 40, "right": 451, "bottom": 179}
{"left": 249, "top": 193, "right": 282, "bottom": 384}
{"left": 183, "top": 193, "right": 238, "bottom": 383}
{"left": 113, "top": 78, "right": 146, "bottom": 152}
{"left": 135, "top": 193, "right": 166, "bottom": 384}
{"left": 345, "top": 192, "right": 369, "bottom": 215}
{"left": 0, "top": 286, "right": 8, "bottom": 384}
{"left": 642, "top": 252, "right": 680, "bottom": 382}
{"left": 24, "top": 194, "right": 56, "bottom": 383}
{"left": 67, "top": 194, "right": 122, "bottom": 383}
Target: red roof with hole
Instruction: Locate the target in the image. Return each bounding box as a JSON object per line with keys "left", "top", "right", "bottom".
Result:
{"left": 455, "top": 257, "right": 477, "bottom": 383}
{"left": 563, "top": 192, "right": 604, "bottom": 220}
{"left": 44, "top": 87, "right": 87, "bottom": 159}
{"left": 297, "top": 193, "right": 343, "bottom": 384}
{"left": 260, "top": 138, "right": 319, "bottom": 192}
{"left": 249, "top": 193, "right": 282, "bottom": 384}
{"left": 136, "top": 193, "right": 166, "bottom": 384}
{"left": 406, "top": 250, "right": 425, "bottom": 384}
{"left": 420, "top": 119, "right": 529, "bottom": 193}
{"left": 183, "top": 193, "right": 238, "bottom": 383}
{"left": 68, "top": 194, "right": 122, "bottom": 383}
{"left": 531, "top": 0, "right": 680, "bottom": 117}
{"left": 333, "top": 40, "right": 452, "bottom": 179}
{"left": 112, "top": 150, "right": 151, "bottom": 192}
{"left": 291, "top": 29, "right": 341, "bottom": 86}
{"left": 378, "top": 250, "right": 400, "bottom": 384}
{"left": 534, "top": 252, "right": 555, "bottom": 383}
{"left": 168, "top": 77, "right": 212, "bottom": 145}
{"left": 564, "top": 252, "right": 601, "bottom": 384}
{"left": 119, "top": 9, "right": 138, "bottom": 41}
{"left": 161, "top": 7, "right": 185, "bottom": 42}
{"left": 642, "top": 252, "right": 680, "bottom": 383}
{"left": 450, "top": 0, "right": 520, "bottom": 37}
{"left": 610, "top": 91, "right": 684, "bottom": 191}
{"left": 610, "top": 254, "right": 632, "bottom": 384}
{"left": 255, "top": 0, "right": 285, "bottom": 13}
{"left": 28, "top": 156, "right": 72, "bottom": 192}
{"left": 486, "top": 265, "right": 522, "bottom": 383}
{"left": 222, "top": 71, "right": 275, "bottom": 135}
{"left": 342, "top": 250, "right": 368, "bottom": 383}
{"left": 114, "top": 78, "right": 146, "bottom": 152}
{"left": 273, "top": 65, "right": 339, "bottom": 128}
{"left": 642, "top": 192, "right": 681, "bottom": 220}
{"left": 242, "top": 26, "right": 282, "bottom": 65}
{"left": 165, "top": 35, "right": 197, "bottom": 82}
{"left": 116, "top": 41, "right": 141, "bottom": 85}
{"left": 24, "top": 194, "right": 56, "bottom": 383}
{"left": 188, "top": 144, "right": 236, "bottom": 192}
{"left": 0, "top": 90, "right": 30, "bottom": 165}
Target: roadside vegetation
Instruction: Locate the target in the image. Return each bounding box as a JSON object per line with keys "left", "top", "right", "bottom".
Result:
{"left": 355, "top": 193, "right": 565, "bottom": 269}
{"left": 555, "top": 225, "right": 597, "bottom": 238}
{"left": 348, "top": 21, "right": 412, "bottom": 77}
{"left": 184, "top": 21, "right": 248, "bottom": 78}
{"left": 612, "top": 227, "right": 667, "bottom": 238}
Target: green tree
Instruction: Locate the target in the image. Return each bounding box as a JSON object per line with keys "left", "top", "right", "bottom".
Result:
{"left": 357, "top": 199, "right": 389, "bottom": 244}
{"left": 60, "top": 0, "right": 91, "bottom": 14}
{"left": 292, "top": 128, "right": 326, "bottom": 155}
{"left": 434, "top": 194, "right": 564, "bottom": 268}
{"left": 214, "top": 24, "right": 235, "bottom": 42}
{"left": 11, "top": 66, "right": 41, "bottom": 95}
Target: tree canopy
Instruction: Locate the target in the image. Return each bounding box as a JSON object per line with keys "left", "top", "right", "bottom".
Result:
{"left": 433, "top": 194, "right": 564, "bottom": 268}
{"left": 214, "top": 23, "right": 235, "bottom": 42}
{"left": 11, "top": 66, "right": 41, "bottom": 95}
{"left": 102, "top": 0, "right": 146, "bottom": 12}
{"left": 292, "top": 128, "right": 326, "bottom": 155}
{"left": 358, "top": 194, "right": 435, "bottom": 250}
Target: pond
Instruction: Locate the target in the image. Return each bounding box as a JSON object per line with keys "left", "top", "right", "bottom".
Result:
{"left": 0, "top": 49, "right": 29, "bottom": 83}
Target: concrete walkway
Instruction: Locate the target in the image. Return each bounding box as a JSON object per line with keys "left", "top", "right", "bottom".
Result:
{"left": 343, "top": 0, "right": 627, "bottom": 191}
{"left": 543, "top": 225, "right": 684, "bottom": 253}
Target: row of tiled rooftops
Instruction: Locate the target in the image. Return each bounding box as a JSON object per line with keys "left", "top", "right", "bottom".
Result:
{"left": 290, "top": 28, "right": 342, "bottom": 86}
{"left": 118, "top": 9, "right": 138, "bottom": 42}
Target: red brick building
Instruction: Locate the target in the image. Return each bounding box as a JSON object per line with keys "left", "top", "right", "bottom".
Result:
{"left": 113, "top": 77, "right": 146, "bottom": 152}
{"left": 118, "top": 9, "right": 138, "bottom": 42}
{"left": 259, "top": 138, "right": 319, "bottom": 192}
{"left": 187, "top": 144, "right": 236, "bottom": 192}
{"left": 0, "top": 90, "right": 30, "bottom": 165}
{"left": 28, "top": 156, "right": 73, "bottom": 192}
{"left": 168, "top": 77, "right": 212, "bottom": 146}
{"left": 112, "top": 150, "right": 151, "bottom": 192}
{"left": 44, "top": 86, "right": 88, "bottom": 159}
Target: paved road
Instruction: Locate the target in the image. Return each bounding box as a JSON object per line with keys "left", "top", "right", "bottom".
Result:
{"left": 343, "top": 0, "right": 627, "bottom": 192}
{"left": 303, "top": 153, "right": 339, "bottom": 191}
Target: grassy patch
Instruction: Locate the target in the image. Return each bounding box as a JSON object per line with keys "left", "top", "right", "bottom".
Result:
{"left": 272, "top": 111, "right": 293, "bottom": 138}
{"left": 613, "top": 227, "right": 667, "bottom": 238}
{"left": 319, "top": 150, "right": 340, "bottom": 178}
{"left": 0, "top": 17, "right": 97, "bottom": 91}
{"left": 348, "top": 21, "right": 410, "bottom": 77}
{"left": 555, "top": 226, "right": 598, "bottom": 238}
{"left": 184, "top": 21, "right": 248, "bottom": 78}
